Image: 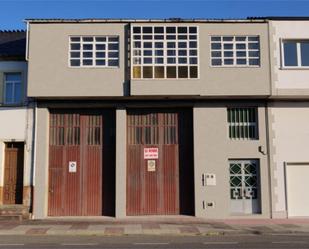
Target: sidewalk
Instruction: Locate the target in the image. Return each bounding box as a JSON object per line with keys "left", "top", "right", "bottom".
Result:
{"left": 1, "top": 217, "right": 309, "bottom": 236}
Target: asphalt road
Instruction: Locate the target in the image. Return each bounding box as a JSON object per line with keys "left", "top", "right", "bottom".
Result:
{"left": 0, "top": 234, "right": 309, "bottom": 248}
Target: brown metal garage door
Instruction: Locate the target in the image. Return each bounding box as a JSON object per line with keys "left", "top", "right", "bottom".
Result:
{"left": 127, "top": 109, "right": 194, "bottom": 215}
{"left": 48, "top": 111, "right": 115, "bottom": 216}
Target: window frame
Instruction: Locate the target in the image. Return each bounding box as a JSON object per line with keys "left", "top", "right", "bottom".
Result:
{"left": 281, "top": 39, "right": 309, "bottom": 69}
{"left": 68, "top": 35, "right": 120, "bottom": 68}
{"left": 3, "top": 72, "right": 23, "bottom": 105}
{"left": 210, "top": 35, "right": 261, "bottom": 68}
{"left": 227, "top": 107, "right": 259, "bottom": 140}
{"left": 130, "top": 25, "right": 200, "bottom": 80}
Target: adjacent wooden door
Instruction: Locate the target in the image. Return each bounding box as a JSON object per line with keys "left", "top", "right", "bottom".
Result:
{"left": 48, "top": 112, "right": 104, "bottom": 216}
{"left": 127, "top": 109, "right": 194, "bottom": 215}
{"left": 3, "top": 142, "right": 24, "bottom": 205}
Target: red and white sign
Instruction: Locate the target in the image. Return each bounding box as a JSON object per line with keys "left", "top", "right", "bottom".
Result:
{"left": 144, "top": 148, "right": 159, "bottom": 159}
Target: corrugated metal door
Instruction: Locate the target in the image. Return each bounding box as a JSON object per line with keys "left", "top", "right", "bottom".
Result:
{"left": 127, "top": 110, "right": 181, "bottom": 215}
{"left": 48, "top": 112, "right": 103, "bottom": 216}
{"left": 3, "top": 143, "right": 24, "bottom": 205}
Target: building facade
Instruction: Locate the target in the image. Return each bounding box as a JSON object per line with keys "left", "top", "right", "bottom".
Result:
{"left": 23, "top": 17, "right": 309, "bottom": 219}
{"left": 0, "top": 31, "right": 33, "bottom": 219}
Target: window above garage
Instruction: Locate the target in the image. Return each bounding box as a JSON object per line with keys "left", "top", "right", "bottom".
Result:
{"left": 131, "top": 25, "right": 199, "bottom": 79}
{"left": 69, "top": 36, "right": 119, "bottom": 68}
{"left": 282, "top": 40, "right": 309, "bottom": 68}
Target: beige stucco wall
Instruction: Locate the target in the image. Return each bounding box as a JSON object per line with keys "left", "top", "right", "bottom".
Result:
{"left": 194, "top": 103, "right": 270, "bottom": 218}
{"left": 269, "top": 21, "right": 309, "bottom": 96}
{"left": 131, "top": 23, "right": 271, "bottom": 96}
{"left": 269, "top": 102, "right": 309, "bottom": 218}
{"left": 27, "top": 23, "right": 126, "bottom": 97}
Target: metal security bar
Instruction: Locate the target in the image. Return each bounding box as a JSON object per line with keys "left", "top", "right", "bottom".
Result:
{"left": 227, "top": 108, "right": 258, "bottom": 139}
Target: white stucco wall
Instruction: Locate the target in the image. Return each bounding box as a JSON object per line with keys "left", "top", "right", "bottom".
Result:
{"left": 270, "top": 21, "right": 309, "bottom": 89}
{"left": 270, "top": 102, "right": 309, "bottom": 216}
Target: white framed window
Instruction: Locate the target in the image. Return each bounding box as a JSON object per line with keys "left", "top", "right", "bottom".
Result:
{"left": 211, "top": 36, "right": 260, "bottom": 67}
{"left": 4, "top": 73, "right": 22, "bottom": 105}
{"left": 69, "top": 36, "right": 119, "bottom": 67}
{"left": 131, "top": 26, "right": 199, "bottom": 79}
{"left": 281, "top": 40, "right": 309, "bottom": 68}
{"left": 227, "top": 107, "right": 258, "bottom": 140}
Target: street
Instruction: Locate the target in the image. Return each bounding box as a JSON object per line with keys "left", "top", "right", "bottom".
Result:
{"left": 1, "top": 234, "right": 309, "bottom": 249}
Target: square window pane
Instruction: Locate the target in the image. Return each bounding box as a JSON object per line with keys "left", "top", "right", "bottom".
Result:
{"left": 189, "top": 27, "right": 197, "bottom": 33}
{"left": 133, "top": 42, "right": 141, "bottom": 48}
{"left": 144, "top": 58, "right": 152, "bottom": 64}
{"left": 190, "top": 66, "right": 198, "bottom": 78}
{"left": 167, "top": 35, "right": 176, "bottom": 40}
{"left": 224, "top": 59, "right": 234, "bottom": 65}
{"left": 223, "top": 37, "right": 233, "bottom": 41}
{"left": 155, "top": 50, "right": 163, "bottom": 56}
{"left": 133, "top": 27, "right": 141, "bottom": 33}
{"left": 71, "top": 44, "right": 80, "bottom": 50}
{"left": 96, "top": 60, "right": 106, "bottom": 66}
{"left": 167, "top": 42, "right": 176, "bottom": 48}
{"left": 154, "top": 35, "right": 164, "bottom": 40}
{"left": 178, "top": 50, "right": 187, "bottom": 56}
{"left": 70, "top": 52, "right": 80, "bottom": 58}
{"left": 155, "top": 42, "right": 163, "bottom": 48}
{"left": 237, "top": 59, "right": 247, "bottom": 65}
{"left": 211, "top": 51, "right": 221, "bottom": 57}
{"left": 108, "top": 59, "right": 119, "bottom": 67}
{"left": 249, "top": 59, "right": 260, "bottom": 65}
{"left": 236, "top": 51, "right": 246, "bottom": 57}
{"left": 96, "top": 52, "right": 106, "bottom": 58}
{"left": 301, "top": 42, "right": 309, "bottom": 66}
{"left": 143, "top": 35, "right": 152, "bottom": 40}
{"left": 167, "top": 66, "right": 176, "bottom": 78}
{"left": 236, "top": 44, "right": 246, "bottom": 49}
{"left": 154, "top": 27, "right": 164, "bottom": 33}
{"left": 70, "top": 37, "right": 80, "bottom": 42}
{"left": 248, "top": 36, "right": 259, "bottom": 41}
{"left": 178, "top": 35, "right": 187, "bottom": 40}
{"left": 133, "top": 58, "right": 141, "bottom": 64}
{"left": 167, "top": 50, "right": 176, "bottom": 56}
{"left": 83, "top": 37, "right": 93, "bottom": 42}
{"left": 236, "top": 37, "right": 246, "bottom": 41}
{"left": 189, "top": 35, "right": 197, "bottom": 40}
{"left": 5, "top": 73, "right": 21, "bottom": 81}
{"left": 96, "top": 37, "right": 106, "bottom": 42}
{"left": 83, "top": 52, "right": 93, "bottom": 58}
{"left": 190, "top": 50, "right": 198, "bottom": 56}
{"left": 178, "top": 27, "right": 187, "bottom": 33}
{"left": 108, "top": 43, "right": 119, "bottom": 50}
{"left": 108, "top": 37, "right": 118, "bottom": 42}
{"left": 284, "top": 42, "right": 298, "bottom": 66}
{"left": 179, "top": 42, "right": 187, "bottom": 48}
{"left": 143, "top": 50, "right": 152, "bottom": 56}
{"left": 178, "top": 58, "right": 187, "bottom": 64}
{"left": 83, "top": 59, "right": 93, "bottom": 66}
{"left": 166, "top": 27, "right": 176, "bottom": 33}
{"left": 133, "top": 50, "right": 141, "bottom": 56}
{"left": 211, "top": 43, "right": 221, "bottom": 49}
{"left": 224, "top": 51, "right": 233, "bottom": 57}
{"left": 96, "top": 44, "right": 106, "bottom": 50}
{"left": 154, "top": 66, "right": 165, "bottom": 78}
{"left": 70, "top": 59, "right": 80, "bottom": 66}
{"left": 189, "top": 41, "right": 197, "bottom": 48}
{"left": 248, "top": 43, "right": 259, "bottom": 49}
{"left": 190, "top": 57, "right": 198, "bottom": 64}
{"left": 211, "top": 37, "right": 221, "bottom": 42}
{"left": 133, "top": 66, "right": 141, "bottom": 78}
{"left": 83, "top": 44, "right": 93, "bottom": 50}
{"left": 143, "top": 66, "right": 153, "bottom": 78}
{"left": 143, "top": 42, "right": 152, "bottom": 48}
{"left": 178, "top": 66, "right": 188, "bottom": 78}
{"left": 167, "top": 57, "right": 176, "bottom": 64}
{"left": 143, "top": 27, "right": 153, "bottom": 33}
{"left": 224, "top": 44, "right": 233, "bottom": 50}
{"left": 249, "top": 51, "right": 259, "bottom": 57}
{"left": 133, "top": 35, "right": 141, "bottom": 40}
{"left": 212, "top": 59, "right": 222, "bottom": 66}
{"left": 155, "top": 58, "right": 164, "bottom": 64}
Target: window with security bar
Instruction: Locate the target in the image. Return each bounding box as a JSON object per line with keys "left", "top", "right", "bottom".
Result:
{"left": 211, "top": 36, "right": 260, "bottom": 67}
{"left": 227, "top": 108, "right": 258, "bottom": 139}
{"left": 131, "top": 26, "right": 199, "bottom": 79}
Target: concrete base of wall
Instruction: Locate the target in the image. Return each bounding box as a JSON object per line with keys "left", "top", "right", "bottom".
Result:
{"left": 272, "top": 210, "right": 288, "bottom": 219}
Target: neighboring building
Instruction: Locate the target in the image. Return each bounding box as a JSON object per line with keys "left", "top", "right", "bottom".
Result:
{"left": 267, "top": 17, "right": 309, "bottom": 218}
{"left": 0, "top": 31, "right": 33, "bottom": 219}
{"left": 26, "top": 19, "right": 272, "bottom": 219}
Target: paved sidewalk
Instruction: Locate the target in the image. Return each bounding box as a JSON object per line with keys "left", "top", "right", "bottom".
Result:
{"left": 1, "top": 217, "right": 309, "bottom": 236}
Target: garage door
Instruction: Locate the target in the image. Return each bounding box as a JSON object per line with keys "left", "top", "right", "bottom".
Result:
{"left": 48, "top": 110, "right": 115, "bottom": 216}
{"left": 286, "top": 164, "right": 309, "bottom": 217}
{"left": 126, "top": 109, "right": 194, "bottom": 216}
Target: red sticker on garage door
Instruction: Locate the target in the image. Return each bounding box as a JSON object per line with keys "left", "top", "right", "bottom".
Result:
{"left": 144, "top": 148, "right": 159, "bottom": 159}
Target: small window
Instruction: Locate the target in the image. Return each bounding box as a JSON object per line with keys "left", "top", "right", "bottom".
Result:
{"left": 4, "top": 73, "right": 22, "bottom": 105}
{"left": 211, "top": 36, "right": 260, "bottom": 67}
{"left": 227, "top": 108, "right": 258, "bottom": 140}
{"left": 69, "top": 36, "right": 119, "bottom": 67}
{"left": 282, "top": 40, "right": 309, "bottom": 68}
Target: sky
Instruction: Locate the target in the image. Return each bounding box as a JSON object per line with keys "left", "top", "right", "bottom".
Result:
{"left": 1, "top": 0, "right": 309, "bottom": 30}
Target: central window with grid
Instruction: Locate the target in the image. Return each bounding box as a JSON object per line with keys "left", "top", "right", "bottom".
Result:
{"left": 227, "top": 107, "right": 258, "bottom": 139}
{"left": 131, "top": 26, "right": 198, "bottom": 79}
{"left": 69, "top": 36, "right": 119, "bottom": 67}
{"left": 211, "top": 36, "right": 260, "bottom": 67}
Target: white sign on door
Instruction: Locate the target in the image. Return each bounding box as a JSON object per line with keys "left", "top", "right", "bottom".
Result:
{"left": 147, "top": 160, "right": 156, "bottom": 172}
{"left": 69, "top": 161, "right": 77, "bottom": 173}
{"left": 144, "top": 148, "right": 159, "bottom": 159}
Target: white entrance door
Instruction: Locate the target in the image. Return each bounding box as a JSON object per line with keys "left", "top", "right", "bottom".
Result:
{"left": 286, "top": 164, "right": 309, "bottom": 217}
{"left": 229, "top": 160, "right": 261, "bottom": 214}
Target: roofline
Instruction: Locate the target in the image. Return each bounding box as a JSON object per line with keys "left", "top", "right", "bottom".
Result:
{"left": 249, "top": 16, "right": 309, "bottom": 21}
{"left": 24, "top": 18, "right": 267, "bottom": 24}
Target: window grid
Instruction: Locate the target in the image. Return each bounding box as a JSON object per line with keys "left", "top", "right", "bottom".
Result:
{"left": 211, "top": 36, "right": 260, "bottom": 67}
{"left": 131, "top": 26, "right": 199, "bottom": 79}
{"left": 227, "top": 108, "right": 258, "bottom": 140}
{"left": 282, "top": 40, "right": 309, "bottom": 68}
{"left": 4, "top": 73, "right": 22, "bottom": 105}
{"left": 69, "top": 36, "right": 119, "bottom": 67}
